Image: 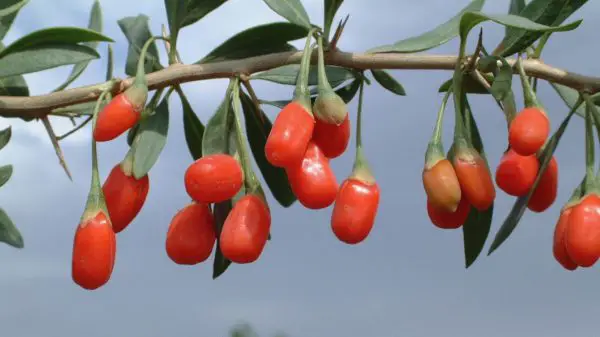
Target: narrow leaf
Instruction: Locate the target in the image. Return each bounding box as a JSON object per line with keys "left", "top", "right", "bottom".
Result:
{"left": 251, "top": 64, "right": 354, "bottom": 87}
{"left": 439, "top": 74, "right": 493, "bottom": 94}
{"left": 0, "top": 164, "right": 12, "bottom": 188}
{"left": 0, "top": 207, "right": 23, "bottom": 248}
{"left": 197, "top": 22, "right": 306, "bottom": 64}
{"left": 53, "top": 0, "right": 103, "bottom": 92}
{"left": 0, "top": 126, "right": 11, "bottom": 151}
{"left": 508, "top": 0, "right": 526, "bottom": 16}
{"left": 0, "top": 0, "right": 29, "bottom": 41}
{"left": 488, "top": 103, "right": 579, "bottom": 255}
{"left": 367, "top": 0, "right": 485, "bottom": 53}
{"left": 178, "top": 87, "right": 205, "bottom": 160}
{"left": 202, "top": 85, "right": 234, "bottom": 156}
{"left": 496, "top": 0, "right": 589, "bottom": 56}
{"left": 0, "top": 27, "right": 112, "bottom": 58}
{"left": 117, "top": 15, "right": 163, "bottom": 76}
{"left": 459, "top": 11, "right": 582, "bottom": 41}
{"left": 0, "top": 44, "right": 100, "bottom": 78}
{"left": 131, "top": 94, "right": 171, "bottom": 179}
{"left": 212, "top": 200, "right": 233, "bottom": 279}
{"left": 550, "top": 82, "right": 586, "bottom": 119}
{"left": 240, "top": 91, "right": 296, "bottom": 207}
{"left": 370, "top": 69, "right": 406, "bottom": 96}
{"left": 324, "top": 0, "right": 344, "bottom": 39}
{"left": 262, "top": 0, "right": 312, "bottom": 30}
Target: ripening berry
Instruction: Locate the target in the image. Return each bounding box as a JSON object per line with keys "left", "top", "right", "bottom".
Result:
{"left": 313, "top": 91, "right": 348, "bottom": 125}
{"left": 285, "top": 141, "right": 338, "bottom": 209}
{"left": 312, "top": 113, "right": 351, "bottom": 159}
{"left": 331, "top": 178, "right": 380, "bottom": 244}
{"left": 71, "top": 211, "right": 116, "bottom": 290}
{"left": 166, "top": 202, "right": 216, "bottom": 265}
{"left": 528, "top": 156, "right": 558, "bottom": 213}
{"left": 219, "top": 194, "right": 271, "bottom": 264}
{"left": 564, "top": 194, "right": 600, "bottom": 267}
{"left": 553, "top": 207, "right": 578, "bottom": 271}
{"left": 427, "top": 196, "right": 471, "bottom": 229}
{"left": 508, "top": 107, "right": 550, "bottom": 156}
{"left": 422, "top": 158, "right": 462, "bottom": 213}
{"left": 102, "top": 163, "right": 149, "bottom": 233}
{"left": 94, "top": 86, "right": 147, "bottom": 142}
{"left": 184, "top": 154, "right": 243, "bottom": 204}
{"left": 452, "top": 147, "right": 495, "bottom": 211}
{"left": 495, "top": 149, "right": 539, "bottom": 197}
{"left": 265, "top": 101, "right": 315, "bottom": 168}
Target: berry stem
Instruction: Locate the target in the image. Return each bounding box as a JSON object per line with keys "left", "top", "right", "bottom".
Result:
{"left": 135, "top": 36, "right": 168, "bottom": 88}
{"left": 351, "top": 78, "right": 376, "bottom": 185}
{"left": 316, "top": 35, "right": 334, "bottom": 94}
{"left": 82, "top": 90, "right": 111, "bottom": 222}
{"left": 293, "top": 28, "right": 319, "bottom": 112}
{"left": 516, "top": 56, "right": 543, "bottom": 110}
{"left": 432, "top": 89, "right": 452, "bottom": 144}
{"left": 584, "top": 99, "right": 596, "bottom": 193}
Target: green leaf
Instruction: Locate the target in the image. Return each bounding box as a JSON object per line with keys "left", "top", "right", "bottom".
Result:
{"left": 251, "top": 64, "right": 354, "bottom": 87}
{"left": 164, "top": 0, "right": 186, "bottom": 47}
{"left": 0, "top": 42, "right": 27, "bottom": 96}
{"left": 0, "top": 207, "right": 23, "bottom": 248}
{"left": 262, "top": 0, "right": 312, "bottom": 30}
{"left": 212, "top": 200, "right": 233, "bottom": 279}
{"left": 131, "top": 92, "right": 171, "bottom": 179}
{"left": 488, "top": 103, "right": 578, "bottom": 255}
{"left": 495, "top": 0, "right": 589, "bottom": 56}
{"left": 488, "top": 57, "right": 513, "bottom": 101}
{"left": 0, "top": 0, "right": 29, "bottom": 41}
{"left": 117, "top": 15, "right": 163, "bottom": 77}
{"left": 459, "top": 11, "right": 582, "bottom": 41}
{"left": 461, "top": 98, "right": 493, "bottom": 268}
{"left": 165, "top": 0, "right": 226, "bottom": 43}
{"left": 0, "top": 44, "right": 100, "bottom": 78}
{"left": 53, "top": 0, "right": 103, "bottom": 92}
{"left": 366, "top": 0, "right": 485, "bottom": 53}
{"left": 0, "top": 27, "right": 112, "bottom": 58}
{"left": 438, "top": 74, "right": 493, "bottom": 94}
{"left": 127, "top": 123, "right": 140, "bottom": 147}
{"left": 105, "top": 44, "right": 113, "bottom": 81}
{"left": 239, "top": 91, "right": 296, "bottom": 207}
{"left": 550, "top": 82, "right": 586, "bottom": 119}
{"left": 0, "top": 164, "right": 12, "bottom": 188}
{"left": 370, "top": 69, "right": 406, "bottom": 96}
{"left": 508, "top": 0, "right": 526, "bottom": 16}
{"left": 197, "top": 22, "right": 306, "bottom": 64}
{"left": 179, "top": 87, "right": 205, "bottom": 160}
{"left": 324, "top": 0, "right": 344, "bottom": 39}
{"left": 202, "top": 85, "right": 235, "bottom": 156}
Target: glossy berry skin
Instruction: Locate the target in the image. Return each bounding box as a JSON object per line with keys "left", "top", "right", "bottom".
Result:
{"left": 422, "top": 159, "right": 462, "bottom": 213}
{"left": 495, "top": 149, "right": 539, "bottom": 197}
{"left": 426, "top": 196, "right": 471, "bottom": 229}
{"left": 285, "top": 141, "right": 338, "bottom": 209}
{"left": 331, "top": 178, "right": 380, "bottom": 244}
{"left": 265, "top": 101, "right": 315, "bottom": 168}
{"left": 312, "top": 114, "right": 351, "bottom": 159}
{"left": 564, "top": 194, "right": 600, "bottom": 268}
{"left": 166, "top": 202, "right": 216, "bottom": 265}
{"left": 102, "top": 164, "right": 149, "bottom": 233}
{"left": 72, "top": 211, "right": 117, "bottom": 290}
{"left": 553, "top": 207, "right": 578, "bottom": 271}
{"left": 452, "top": 150, "right": 496, "bottom": 211}
{"left": 508, "top": 107, "right": 550, "bottom": 156}
{"left": 528, "top": 156, "right": 558, "bottom": 213}
{"left": 220, "top": 195, "right": 271, "bottom": 264}
{"left": 184, "top": 154, "right": 243, "bottom": 204}
{"left": 94, "top": 93, "right": 142, "bottom": 142}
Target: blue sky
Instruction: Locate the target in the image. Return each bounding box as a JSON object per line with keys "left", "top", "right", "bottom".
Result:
{"left": 1, "top": 1, "right": 600, "bottom": 336}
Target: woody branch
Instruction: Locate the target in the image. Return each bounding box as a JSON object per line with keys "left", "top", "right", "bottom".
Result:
{"left": 0, "top": 49, "right": 597, "bottom": 119}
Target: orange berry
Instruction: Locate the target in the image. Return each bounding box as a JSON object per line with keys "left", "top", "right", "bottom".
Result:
{"left": 495, "top": 149, "right": 539, "bottom": 197}
{"left": 508, "top": 107, "right": 550, "bottom": 156}
{"left": 452, "top": 148, "right": 495, "bottom": 211}
{"left": 166, "top": 202, "right": 216, "bottom": 265}
{"left": 184, "top": 154, "right": 243, "bottom": 204}
{"left": 71, "top": 211, "right": 116, "bottom": 290}
{"left": 219, "top": 195, "right": 271, "bottom": 264}
{"left": 422, "top": 158, "right": 462, "bottom": 213}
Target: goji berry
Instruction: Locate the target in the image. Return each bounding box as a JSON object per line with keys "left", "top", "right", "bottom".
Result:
{"left": 311, "top": 113, "right": 351, "bottom": 159}
{"left": 508, "top": 107, "right": 550, "bottom": 156}
{"left": 331, "top": 178, "right": 380, "bottom": 244}
{"left": 495, "top": 148, "right": 539, "bottom": 197}
{"left": 564, "top": 194, "right": 600, "bottom": 267}
{"left": 452, "top": 147, "right": 495, "bottom": 211}
{"left": 102, "top": 163, "right": 149, "bottom": 233}
{"left": 422, "top": 158, "right": 462, "bottom": 213}
{"left": 527, "top": 156, "right": 558, "bottom": 213}
{"left": 166, "top": 202, "right": 216, "bottom": 265}
{"left": 184, "top": 153, "right": 243, "bottom": 204}
{"left": 427, "top": 196, "right": 471, "bottom": 229}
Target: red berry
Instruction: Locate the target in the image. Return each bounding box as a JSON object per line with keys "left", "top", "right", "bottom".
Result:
{"left": 564, "top": 194, "right": 600, "bottom": 267}
{"left": 184, "top": 154, "right": 243, "bottom": 204}
{"left": 102, "top": 163, "right": 149, "bottom": 233}
{"left": 166, "top": 202, "right": 216, "bottom": 265}
{"left": 426, "top": 196, "right": 471, "bottom": 229}
{"left": 508, "top": 107, "right": 550, "bottom": 156}
{"left": 528, "top": 156, "right": 558, "bottom": 213}
{"left": 94, "top": 92, "right": 144, "bottom": 142}
{"left": 331, "top": 178, "right": 380, "bottom": 244}
{"left": 312, "top": 113, "right": 351, "bottom": 159}
{"left": 495, "top": 149, "right": 539, "bottom": 197}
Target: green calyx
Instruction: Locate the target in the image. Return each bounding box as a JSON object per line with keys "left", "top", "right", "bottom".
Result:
{"left": 293, "top": 28, "right": 319, "bottom": 113}
{"left": 564, "top": 176, "right": 585, "bottom": 211}
{"left": 82, "top": 90, "right": 112, "bottom": 224}
{"left": 313, "top": 35, "right": 347, "bottom": 125}
{"left": 119, "top": 146, "right": 136, "bottom": 177}
{"left": 516, "top": 56, "right": 544, "bottom": 112}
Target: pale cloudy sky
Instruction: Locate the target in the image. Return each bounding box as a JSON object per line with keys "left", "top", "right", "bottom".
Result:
{"left": 1, "top": 1, "right": 600, "bottom": 337}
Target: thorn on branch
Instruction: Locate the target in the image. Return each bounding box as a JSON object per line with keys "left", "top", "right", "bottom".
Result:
{"left": 329, "top": 14, "right": 350, "bottom": 51}
{"left": 41, "top": 117, "right": 73, "bottom": 181}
